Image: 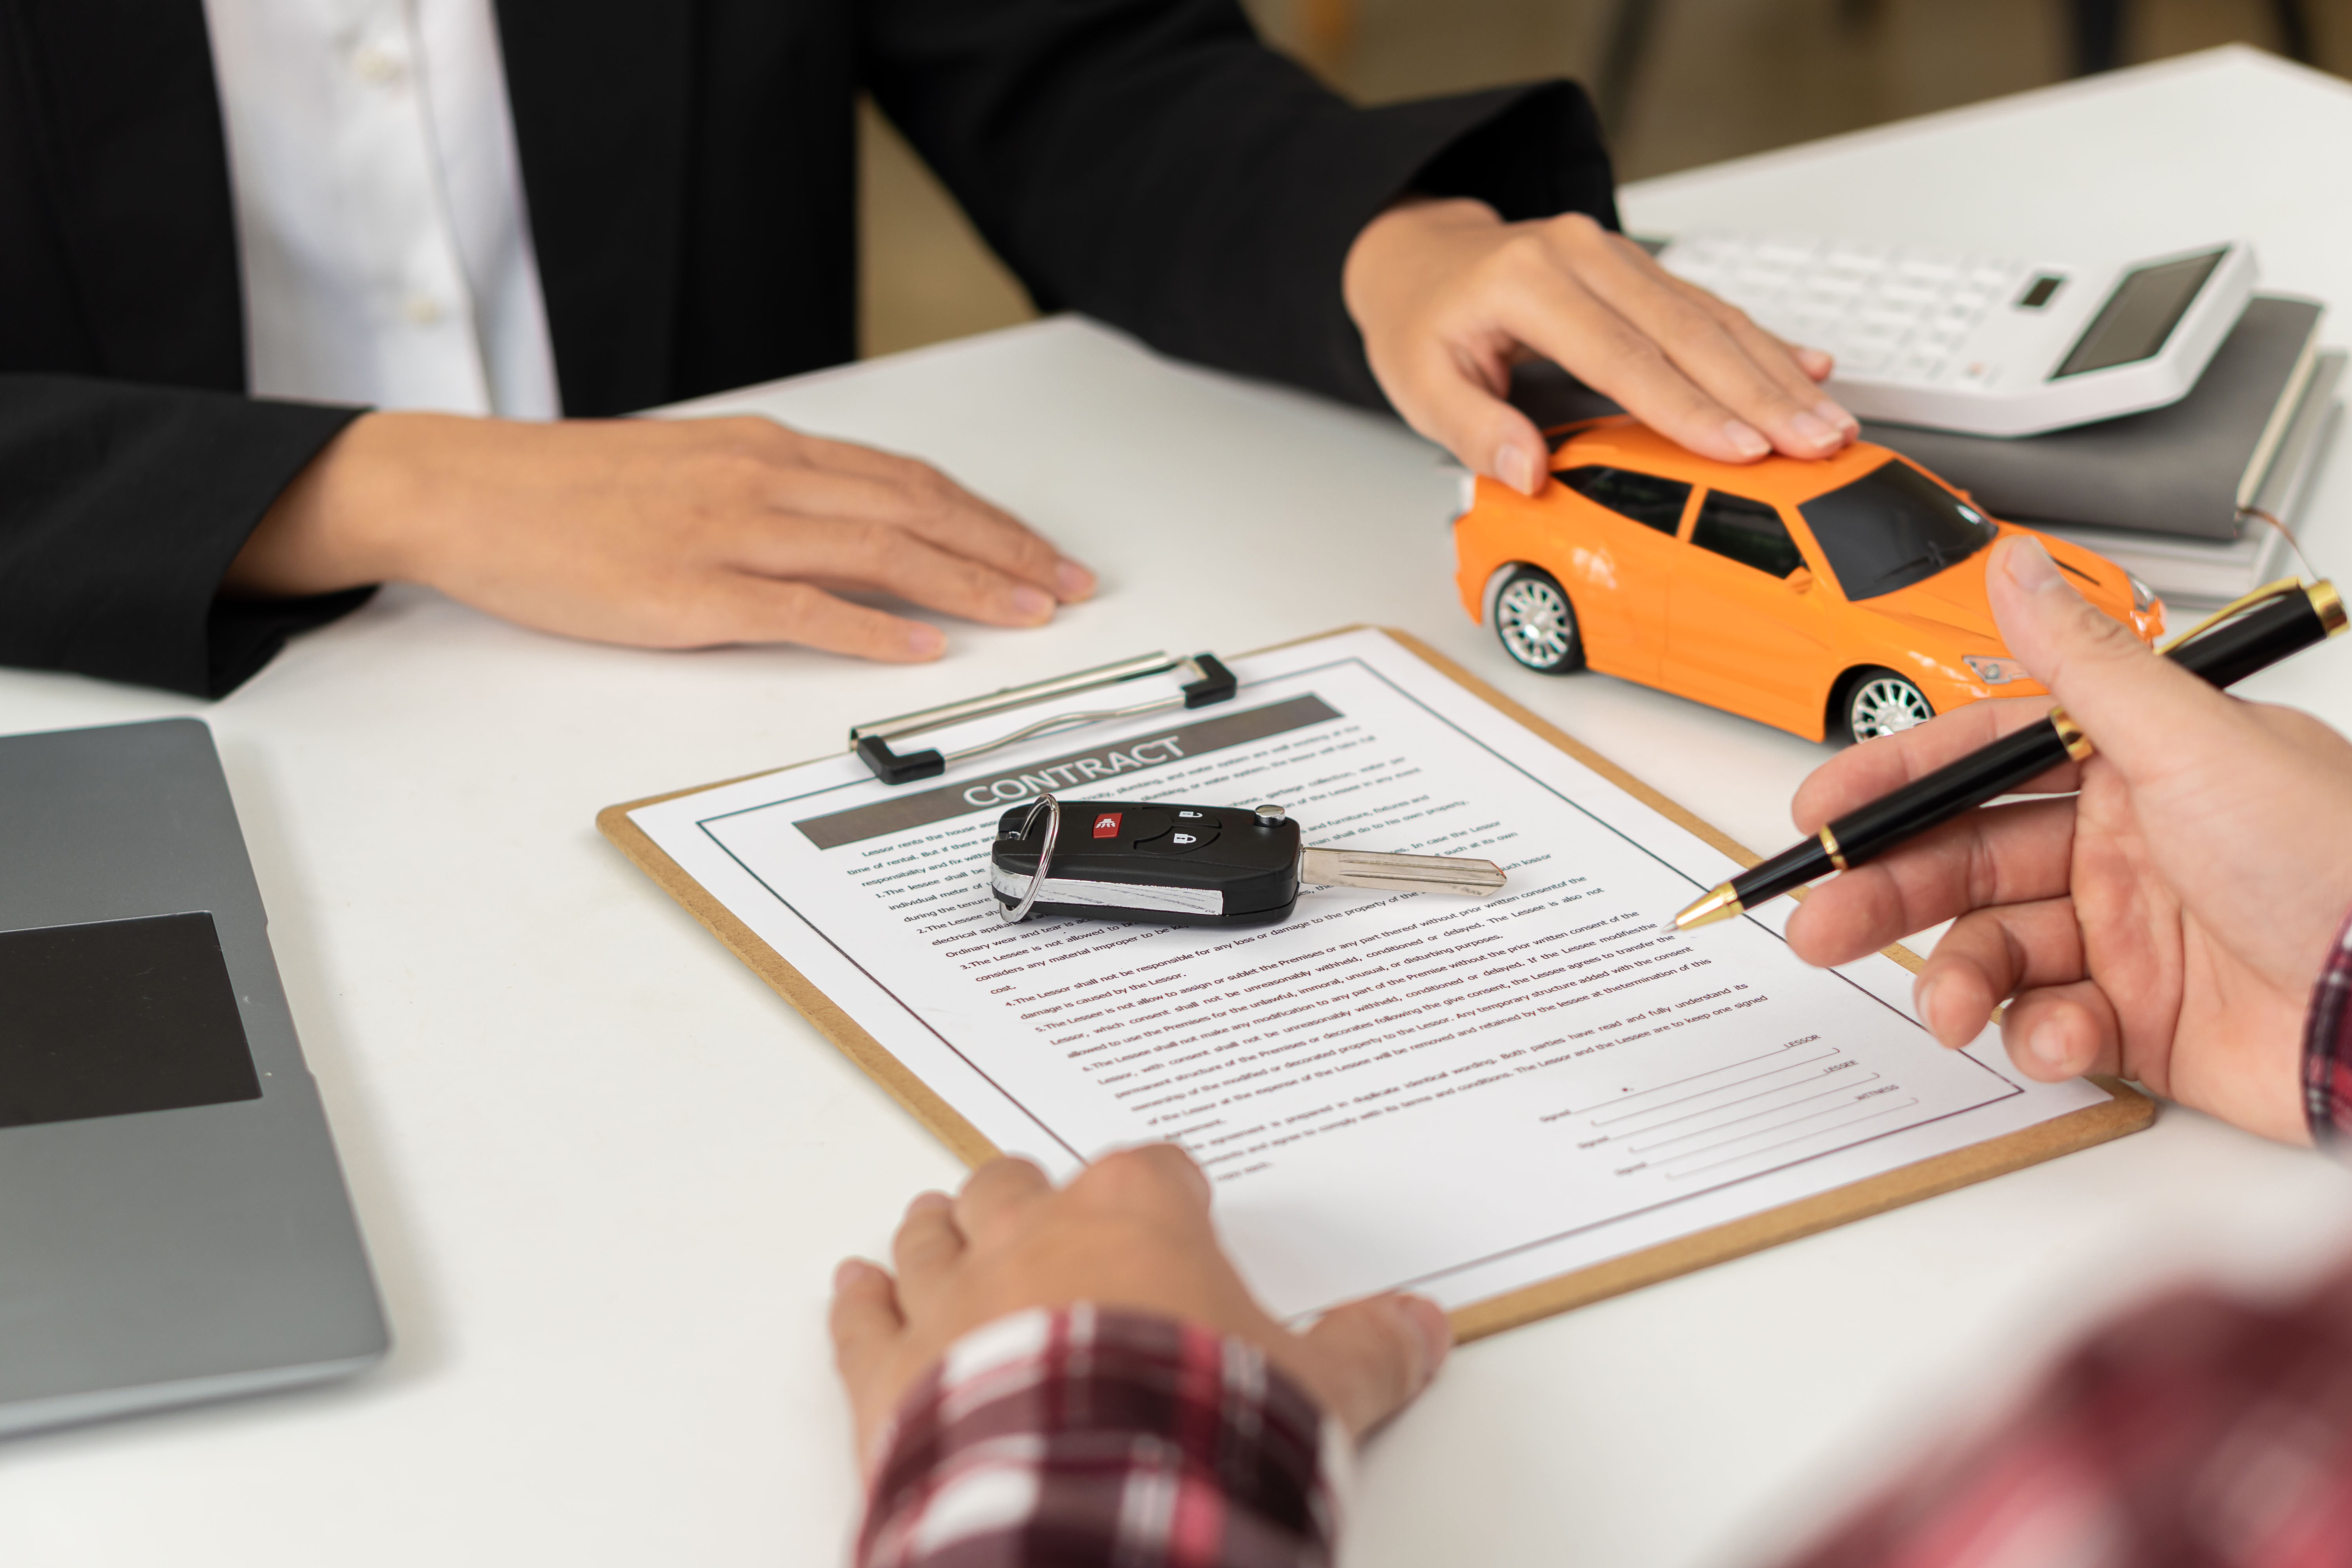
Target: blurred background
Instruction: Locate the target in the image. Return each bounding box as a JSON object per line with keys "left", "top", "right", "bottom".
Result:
{"left": 858, "top": 0, "right": 2345, "bottom": 358}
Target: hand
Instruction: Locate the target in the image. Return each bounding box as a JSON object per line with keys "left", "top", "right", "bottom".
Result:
{"left": 1785, "top": 535, "right": 2352, "bottom": 1143}
{"left": 1342, "top": 197, "right": 1858, "bottom": 495}
{"left": 224, "top": 411, "right": 1096, "bottom": 661}
{"left": 828, "top": 1145, "right": 1451, "bottom": 1465}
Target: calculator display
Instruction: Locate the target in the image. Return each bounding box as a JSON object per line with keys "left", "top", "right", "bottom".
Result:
{"left": 2051, "top": 249, "right": 2226, "bottom": 379}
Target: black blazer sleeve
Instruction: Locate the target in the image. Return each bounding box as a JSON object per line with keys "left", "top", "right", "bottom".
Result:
{"left": 859, "top": 0, "right": 1617, "bottom": 409}
{"left": 0, "top": 375, "right": 370, "bottom": 697}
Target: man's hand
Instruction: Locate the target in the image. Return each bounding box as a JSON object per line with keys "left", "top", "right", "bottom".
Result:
{"left": 1785, "top": 535, "right": 2352, "bottom": 1144}
{"left": 829, "top": 1145, "right": 1450, "bottom": 1465}
{"left": 225, "top": 412, "right": 1097, "bottom": 661}
{"left": 1343, "top": 198, "right": 1858, "bottom": 495}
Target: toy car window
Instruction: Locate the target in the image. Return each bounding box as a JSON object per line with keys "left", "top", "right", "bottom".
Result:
{"left": 1556, "top": 466, "right": 1690, "bottom": 534}
{"left": 1798, "top": 460, "right": 2000, "bottom": 601}
{"left": 1690, "top": 491, "right": 1806, "bottom": 579}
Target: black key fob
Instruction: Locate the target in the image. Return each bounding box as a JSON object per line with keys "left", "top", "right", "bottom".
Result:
{"left": 990, "top": 799, "right": 1300, "bottom": 926}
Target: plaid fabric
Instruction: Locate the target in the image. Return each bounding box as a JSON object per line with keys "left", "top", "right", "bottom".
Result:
{"left": 858, "top": 1304, "right": 1341, "bottom": 1568}
{"left": 2305, "top": 906, "right": 2352, "bottom": 1152}
{"left": 1786, "top": 1263, "right": 2352, "bottom": 1568}
{"left": 860, "top": 925, "right": 2352, "bottom": 1568}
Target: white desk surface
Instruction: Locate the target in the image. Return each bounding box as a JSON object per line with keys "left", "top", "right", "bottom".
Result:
{"left": 6, "top": 44, "right": 2352, "bottom": 1568}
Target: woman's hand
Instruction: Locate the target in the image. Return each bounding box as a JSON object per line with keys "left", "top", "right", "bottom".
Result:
{"left": 1785, "top": 535, "right": 2352, "bottom": 1143}
{"left": 226, "top": 411, "right": 1096, "bottom": 662}
{"left": 1342, "top": 197, "right": 1857, "bottom": 495}
{"left": 828, "top": 1145, "right": 1450, "bottom": 1466}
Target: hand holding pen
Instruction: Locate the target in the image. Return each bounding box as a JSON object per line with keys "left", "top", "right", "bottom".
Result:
{"left": 1712, "top": 536, "right": 2352, "bottom": 1143}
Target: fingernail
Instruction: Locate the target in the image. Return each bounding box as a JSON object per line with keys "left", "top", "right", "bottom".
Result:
{"left": 1798, "top": 347, "right": 1835, "bottom": 377}
{"left": 1055, "top": 559, "right": 1096, "bottom": 600}
{"left": 1399, "top": 1295, "right": 1453, "bottom": 1379}
{"left": 1813, "top": 398, "right": 1859, "bottom": 437}
{"left": 906, "top": 624, "right": 946, "bottom": 659}
{"left": 833, "top": 1257, "right": 871, "bottom": 1293}
{"left": 2003, "top": 536, "right": 2064, "bottom": 595}
{"left": 1790, "top": 409, "right": 1838, "bottom": 450}
{"left": 909, "top": 1189, "right": 953, "bottom": 1213}
{"left": 1913, "top": 975, "right": 1940, "bottom": 1031}
{"left": 1724, "top": 421, "right": 1771, "bottom": 460}
{"left": 2028, "top": 1021, "right": 2071, "bottom": 1071}
{"left": 1009, "top": 585, "right": 1054, "bottom": 622}
{"left": 1495, "top": 442, "right": 1540, "bottom": 496}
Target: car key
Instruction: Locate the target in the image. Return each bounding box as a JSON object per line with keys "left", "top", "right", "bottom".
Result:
{"left": 988, "top": 795, "right": 1505, "bottom": 927}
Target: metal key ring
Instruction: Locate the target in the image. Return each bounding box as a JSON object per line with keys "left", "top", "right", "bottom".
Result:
{"left": 998, "top": 793, "right": 1062, "bottom": 924}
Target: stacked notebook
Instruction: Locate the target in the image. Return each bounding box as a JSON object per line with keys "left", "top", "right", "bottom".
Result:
{"left": 1865, "top": 296, "right": 2340, "bottom": 609}
{"left": 1510, "top": 295, "right": 2341, "bottom": 610}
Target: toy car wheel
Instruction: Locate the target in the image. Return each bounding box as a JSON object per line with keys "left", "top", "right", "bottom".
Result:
{"left": 1844, "top": 669, "right": 1933, "bottom": 742}
{"left": 1494, "top": 568, "right": 1584, "bottom": 674}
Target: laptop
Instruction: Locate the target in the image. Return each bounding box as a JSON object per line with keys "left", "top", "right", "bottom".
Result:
{"left": 0, "top": 718, "right": 386, "bottom": 1437}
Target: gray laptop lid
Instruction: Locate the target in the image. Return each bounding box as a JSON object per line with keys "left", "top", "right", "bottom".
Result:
{"left": 0, "top": 718, "right": 386, "bottom": 1438}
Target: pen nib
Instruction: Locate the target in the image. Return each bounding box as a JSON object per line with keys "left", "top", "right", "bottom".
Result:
{"left": 1672, "top": 882, "right": 1744, "bottom": 931}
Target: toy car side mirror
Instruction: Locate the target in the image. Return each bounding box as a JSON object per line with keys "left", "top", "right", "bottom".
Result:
{"left": 1784, "top": 566, "right": 1815, "bottom": 593}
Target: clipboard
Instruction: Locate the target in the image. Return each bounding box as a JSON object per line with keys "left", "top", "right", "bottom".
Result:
{"left": 599, "top": 626, "right": 2154, "bottom": 1343}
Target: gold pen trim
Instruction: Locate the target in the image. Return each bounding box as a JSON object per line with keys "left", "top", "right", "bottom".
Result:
{"left": 2050, "top": 707, "right": 2094, "bottom": 763}
{"left": 1818, "top": 824, "right": 1847, "bottom": 873}
{"left": 2158, "top": 576, "right": 2308, "bottom": 655}
{"left": 1672, "top": 882, "right": 1744, "bottom": 931}
{"left": 2310, "top": 580, "right": 2347, "bottom": 638}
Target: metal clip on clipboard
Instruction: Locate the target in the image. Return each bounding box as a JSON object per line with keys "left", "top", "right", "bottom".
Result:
{"left": 850, "top": 652, "right": 1238, "bottom": 785}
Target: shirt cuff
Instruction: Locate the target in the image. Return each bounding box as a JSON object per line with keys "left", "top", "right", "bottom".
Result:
{"left": 2303, "top": 903, "right": 2352, "bottom": 1152}
{"left": 858, "top": 1304, "right": 1345, "bottom": 1568}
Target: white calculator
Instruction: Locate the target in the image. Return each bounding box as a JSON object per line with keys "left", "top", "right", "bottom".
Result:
{"left": 1657, "top": 232, "right": 2258, "bottom": 437}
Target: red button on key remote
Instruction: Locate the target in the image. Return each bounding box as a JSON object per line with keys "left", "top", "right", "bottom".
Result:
{"left": 1092, "top": 812, "right": 1122, "bottom": 839}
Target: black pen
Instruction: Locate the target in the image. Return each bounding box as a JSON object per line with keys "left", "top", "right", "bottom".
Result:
{"left": 1673, "top": 578, "right": 2348, "bottom": 931}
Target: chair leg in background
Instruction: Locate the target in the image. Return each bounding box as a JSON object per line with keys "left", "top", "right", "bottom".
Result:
{"left": 2073, "top": 0, "right": 2125, "bottom": 75}
{"left": 1596, "top": 0, "right": 1662, "bottom": 133}
{"left": 2273, "top": 0, "right": 2314, "bottom": 63}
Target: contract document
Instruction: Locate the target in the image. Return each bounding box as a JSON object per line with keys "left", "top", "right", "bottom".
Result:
{"left": 621, "top": 628, "right": 2120, "bottom": 1322}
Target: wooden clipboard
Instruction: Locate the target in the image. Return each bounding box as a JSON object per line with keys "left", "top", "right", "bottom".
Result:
{"left": 599, "top": 625, "right": 2154, "bottom": 1343}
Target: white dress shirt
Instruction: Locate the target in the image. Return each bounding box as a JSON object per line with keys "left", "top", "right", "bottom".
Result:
{"left": 200, "top": 0, "right": 562, "bottom": 418}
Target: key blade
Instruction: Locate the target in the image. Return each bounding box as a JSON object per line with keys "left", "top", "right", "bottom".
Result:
{"left": 1299, "top": 846, "right": 1506, "bottom": 897}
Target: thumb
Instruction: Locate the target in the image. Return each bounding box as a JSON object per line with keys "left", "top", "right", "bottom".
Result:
{"left": 1988, "top": 534, "right": 2238, "bottom": 778}
{"left": 1294, "top": 1293, "right": 1452, "bottom": 1438}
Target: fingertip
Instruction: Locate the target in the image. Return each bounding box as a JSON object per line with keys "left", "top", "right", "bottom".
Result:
{"left": 1098, "top": 1141, "right": 1214, "bottom": 1210}
{"left": 1055, "top": 559, "right": 1097, "bottom": 602}
{"left": 1997, "top": 534, "right": 2067, "bottom": 597}
{"left": 1722, "top": 420, "right": 1771, "bottom": 461}
{"left": 2025, "top": 1016, "right": 2090, "bottom": 1076}
{"left": 1495, "top": 440, "right": 1543, "bottom": 497}
{"left": 905, "top": 623, "right": 947, "bottom": 659}
{"left": 1795, "top": 346, "right": 1835, "bottom": 381}
{"left": 833, "top": 1256, "right": 885, "bottom": 1296}
{"left": 1788, "top": 408, "right": 1843, "bottom": 454}
{"left": 1009, "top": 585, "right": 1054, "bottom": 625}
{"left": 1912, "top": 973, "right": 1941, "bottom": 1033}
{"left": 1401, "top": 1294, "right": 1453, "bottom": 1379}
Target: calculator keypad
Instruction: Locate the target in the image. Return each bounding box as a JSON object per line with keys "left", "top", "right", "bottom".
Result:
{"left": 1662, "top": 234, "right": 2031, "bottom": 388}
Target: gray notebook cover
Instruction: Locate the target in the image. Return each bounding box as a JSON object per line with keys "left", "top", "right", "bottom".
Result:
{"left": 1508, "top": 296, "right": 2324, "bottom": 544}
{"left": 1862, "top": 296, "right": 2324, "bottom": 541}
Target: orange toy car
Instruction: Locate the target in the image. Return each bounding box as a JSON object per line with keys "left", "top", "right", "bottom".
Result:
{"left": 1452, "top": 419, "right": 2164, "bottom": 742}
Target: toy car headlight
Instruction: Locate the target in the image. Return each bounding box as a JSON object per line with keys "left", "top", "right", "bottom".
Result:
{"left": 2126, "top": 572, "right": 2156, "bottom": 614}
{"left": 1963, "top": 655, "right": 2030, "bottom": 686}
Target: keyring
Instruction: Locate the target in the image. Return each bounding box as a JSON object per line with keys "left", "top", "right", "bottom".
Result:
{"left": 997, "top": 793, "right": 1062, "bottom": 924}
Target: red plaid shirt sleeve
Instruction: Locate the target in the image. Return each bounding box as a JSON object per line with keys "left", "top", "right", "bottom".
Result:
{"left": 1779, "top": 904, "right": 2352, "bottom": 1568}
{"left": 857, "top": 1303, "right": 1343, "bottom": 1568}
{"left": 859, "top": 911, "right": 2352, "bottom": 1568}
{"left": 2303, "top": 904, "right": 2352, "bottom": 1152}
